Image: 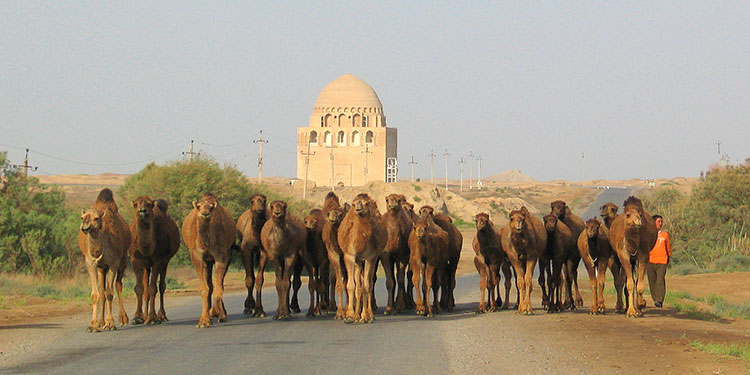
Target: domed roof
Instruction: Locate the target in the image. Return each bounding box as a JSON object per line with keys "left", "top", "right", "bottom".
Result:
{"left": 313, "top": 74, "right": 383, "bottom": 110}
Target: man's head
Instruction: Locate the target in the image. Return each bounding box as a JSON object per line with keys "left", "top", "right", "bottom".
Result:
{"left": 652, "top": 215, "right": 664, "bottom": 231}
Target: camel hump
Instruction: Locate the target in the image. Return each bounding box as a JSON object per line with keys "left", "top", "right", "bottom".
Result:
{"left": 154, "top": 199, "right": 169, "bottom": 214}
{"left": 623, "top": 196, "right": 644, "bottom": 211}
{"left": 94, "top": 188, "right": 119, "bottom": 213}
{"left": 96, "top": 188, "right": 115, "bottom": 203}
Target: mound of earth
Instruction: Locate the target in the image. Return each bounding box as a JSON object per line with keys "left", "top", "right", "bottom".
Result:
{"left": 485, "top": 169, "right": 535, "bottom": 183}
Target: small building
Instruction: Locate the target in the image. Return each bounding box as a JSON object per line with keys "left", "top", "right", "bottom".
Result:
{"left": 296, "top": 74, "right": 397, "bottom": 187}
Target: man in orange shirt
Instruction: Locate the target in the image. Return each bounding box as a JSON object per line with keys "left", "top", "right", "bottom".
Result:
{"left": 647, "top": 215, "right": 671, "bottom": 308}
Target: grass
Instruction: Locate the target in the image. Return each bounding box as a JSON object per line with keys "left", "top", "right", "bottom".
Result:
{"left": 412, "top": 184, "right": 422, "bottom": 192}
{"left": 413, "top": 196, "right": 422, "bottom": 203}
{"left": 689, "top": 340, "right": 750, "bottom": 364}
{"left": 669, "top": 291, "right": 750, "bottom": 320}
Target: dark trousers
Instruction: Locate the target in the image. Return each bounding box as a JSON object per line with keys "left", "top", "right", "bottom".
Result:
{"left": 647, "top": 262, "right": 668, "bottom": 304}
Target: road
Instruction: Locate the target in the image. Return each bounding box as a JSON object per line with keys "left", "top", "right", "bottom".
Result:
{"left": 576, "top": 187, "right": 633, "bottom": 221}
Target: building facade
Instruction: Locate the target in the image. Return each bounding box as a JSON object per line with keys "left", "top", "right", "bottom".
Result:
{"left": 297, "top": 74, "right": 397, "bottom": 187}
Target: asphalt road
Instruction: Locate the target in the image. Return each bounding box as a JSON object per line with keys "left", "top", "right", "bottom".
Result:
{"left": 1, "top": 187, "right": 635, "bottom": 375}
{"left": 577, "top": 187, "right": 633, "bottom": 221}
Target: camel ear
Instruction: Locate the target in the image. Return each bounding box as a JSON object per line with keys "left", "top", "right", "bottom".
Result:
{"left": 192, "top": 200, "right": 198, "bottom": 209}
{"left": 102, "top": 211, "right": 108, "bottom": 218}
{"left": 81, "top": 209, "right": 86, "bottom": 215}
{"left": 131, "top": 200, "right": 137, "bottom": 207}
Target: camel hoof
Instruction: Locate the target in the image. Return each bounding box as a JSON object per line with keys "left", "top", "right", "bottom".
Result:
{"left": 253, "top": 309, "right": 266, "bottom": 318}
{"left": 306, "top": 312, "right": 316, "bottom": 318}
{"left": 243, "top": 308, "right": 253, "bottom": 315}
{"left": 86, "top": 326, "right": 100, "bottom": 333}
{"left": 131, "top": 317, "right": 145, "bottom": 325}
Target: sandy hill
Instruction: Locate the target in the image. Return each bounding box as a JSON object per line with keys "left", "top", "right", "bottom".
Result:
{"left": 485, "top": 169, "right": 535, "bottom": 183}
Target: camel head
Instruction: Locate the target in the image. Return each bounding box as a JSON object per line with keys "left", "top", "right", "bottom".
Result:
{"left": 508, "top": 210, "right": 527, "bottom": 234}
{"left": 600, "top": 202, "right": 618, "bottom": 221}
{"left": 401, "top": 200, "right": 414, "bottom": 215}
{"left": 304, "top": 212, "right": 320, "bottom": 230}
{"left": 622, "top": 196, "right": 645, "bottom": 229}
{"left": 269, "top": 200, "right": 288, "bottom": 221}
{"left": 193, "top": 194, "right": 219, "bottom": 221}
{"left": 385, "top": 194, "right": 403, "bottom": 211}
{"left": 413, "top": 218, "right": 430, "bottom": 239}
{"left": 326, "top": 207, "right": 345, "bottom": 225}
{"left": 250, "top": 194, "right": 267, "bottom": 214}
{"left": 543, "top": 214, "right": 558, "bottom": 234}
{"left": 80, "top": 208, "right": 105, "bottom": 235}
{"left": 585, "top": 218, "right": 601, "bottom": 239}
{"left": 550, "top": 200, "right": 567, "bottom": 220}
{"left": 352, "top": 193, "right": 374, "bottom": 217}
{"left": 475, "top": 212, "right": 491, "bottom": 232}
{"left": 131, "top": 196, "right": 154, "bottom": 222}
{"left": 154, "top": 199, "right": 169, "bottom": 215}
{"left": 418, "top": 205, "right": 435, "bottom": 220}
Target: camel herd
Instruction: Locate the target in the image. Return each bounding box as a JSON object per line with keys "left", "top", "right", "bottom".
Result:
{"left": 78, "top": 188, "right": 657, "bottom": 331}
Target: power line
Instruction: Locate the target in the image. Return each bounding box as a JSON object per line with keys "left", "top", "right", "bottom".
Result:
{"left": 10, "top": 148, "right": 38, "bottom": 177}
{"left": 254, "top": 130, "right": 268, "bottom": 184}
{"left": 0, "top": 143, "right": 182, "bottom": 167}
{"left": 300, "top": 135, "right": 315, "bottom": 201}
{"left": 458, "top": 157, "right": 465, "bottom": 191}
{"left": 443, "top": 149, "right": 451, "bottom": 191}
{"left": 182, "top": 140, "right": 199, "bottom": 161}
{"left": 408, "top": 156, "right": 417, "bottom": 182}
{"left": 428, "top": 149, "right": 436, "bottom": 184}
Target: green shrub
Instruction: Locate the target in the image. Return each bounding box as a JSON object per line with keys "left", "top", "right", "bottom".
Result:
{"left": 413, "top": 196, "right": 422, "bottom": 203}
{"left": 412, "top": 184, "right": 422, "bottom": 192}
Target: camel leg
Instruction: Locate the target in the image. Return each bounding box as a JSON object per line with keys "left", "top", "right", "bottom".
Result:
{"left": 306, "top": 263, "right": 318, "bottom": 318}
{"left": 501, "top": 262, "right": 512, "bottom": 310}
{"left": 488, "top": 264, "right": 500, "bottom": 312}
{"left": 252, "top": 251, "right": 267, "bottom": 317}
{"left": 474, "top": 257, "right": 488, "bottom": 313}
{"left": 582, "top": 254, "right": 598, "bottom": 314}
{"left": 618, "top": 251, "right": 638, "bottom": 317}
{"left": 131, "top": 260, "right": 146, "bottom": 325}
{"left": 145, "top": 263, "right": 160, "bottom": 324}
{"left": 406, "top": 267, "right": 416, "bottom": 309}
{"left": 191, "top": 253, "right": 212, "bottom": 328}
{"left": 572, "top": 257, "right": 584, "bottom": 307}
{"left": 157, "top": 261, "right": 170, "bottom": 322}
{"left": 563, "top": 261, "right": 576, "bottom": 310}
{"left": 380, "top": 253, "right": 397, "bottom": 315}
{"left": 411, "top": 259, "right": 425, "bottom": 316}
{"left": 102, "top": 268, "right": 117, "bottom": 331}
{"left": 115, "top": 261, "right": 129, "bottom": 326}
{"left": 445, "top": 259, "right": 458, "bottom": 311}
{"left": 423, "top": 264, "right": 436, "bottom": 317}
{"left": 523, "top": 258, "right": 536, "bottom": 314}
{"left": 210, "top": 260, "right": 228, "bottom": 323}
{"left": 290, "top": 258, "right": 303, "bottom": 313}
{"left": 361, "top": 258, "right": 376, "bottom": 323}
{"left": 538, "top": 259, "right": 549, "bottom": 310}
{"left": 319, "top": 259, "right": 330, "bottom": 314}
{"left": 86, "top": 263, "right": 100, "bottom": 332}
{"left": 636, "top": 252, "right": 649, "bottom": 313}
{"left": 240, "top": 248, "right": 256, "bottom": 314}
{"left": 275, "top": 255, "right": 295, "bottom": 320}
{"left": 395, "top": 258, "right": 408, "bottom": 313}
{"left": 344, "top": 254, "right": 358, "bottom": 322}
{"left": 328, "top": 250, "right": 346, "bottom": 320}
{"left": 596, "top": 259, "right": 608, "bottom": 314}
{"left": 549, "top": 256, "right": 563, "bottom": 313}
{"left": 508, "top": 257, "right": 526, "bottom": 314}
{"left": 609, "top": 257, "right": 626, "bottom": 313}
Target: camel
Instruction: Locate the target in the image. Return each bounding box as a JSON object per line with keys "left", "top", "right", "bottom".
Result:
{"left": 501, "top": 207, "right": 545, "bottom": 315}
{"left": 236, "top": 193, "right": 269, "bottom": 314}
{"left": 609, "top": 196, "right": 658, "bottom": 317}
{"left": 78, "top": 188, "right": 131, "bottom": 332}
{"left": 541, "top": 214, "right": 572, "bottom": 313}
{"left": 550, "top": 200, "right": 585, "bottom": 308}
{"left": 129, "top": 197, "right": 180, "bottom": 325}
{"left": 293, "top": 208, "right": 330, "bottom": 317}
{"left": 578, "top": 218, "right": 626, "bottom": 314}
{"left": 257, "top": 200, "right": 307, "bottom": 320}
{"left": 182, "top": 193, "right": 236, "bottom": 328}
{"left": 473, "top": 213, "right": 513, "bottom": 313}
{"left": 380, "top": 194, "right": 414, "bottom": 314}
{"left": 323, "top": 205, "right": 348, "bottom": 319}
{"left": 408, "top": 216, "right": 450, "bottom": 317}
{"left": 417, "top": 205, "right": 462, "bottom": 311}
{"left": 337, "top": 193, "right": 386, "bottom": 323}
{"left": 600, "top": 202, "right": 619, "bottom": 228}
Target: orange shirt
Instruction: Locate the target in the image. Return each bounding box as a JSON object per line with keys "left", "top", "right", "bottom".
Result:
{"left": 649, "top": 230, "right": 671, "bottom": 264}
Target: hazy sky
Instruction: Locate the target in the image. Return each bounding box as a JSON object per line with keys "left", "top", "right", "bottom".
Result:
{"left": 2, "top": 2, "right": 748, "bottom": 182}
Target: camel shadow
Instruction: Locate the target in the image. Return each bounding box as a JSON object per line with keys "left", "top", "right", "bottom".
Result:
{"left": 0, "top": 323, "right": 63, "bottom": 330}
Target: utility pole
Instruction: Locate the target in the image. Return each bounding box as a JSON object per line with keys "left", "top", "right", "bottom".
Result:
{"left": 477, "top": 155, "right": 483, "bottom": 190}
{"left": 182, "top": 140, "right": 198, "bottom": 161}
{"left": 443, "top": 149, "right": 451, "bottom": 191}
{"left": 408, "top": 156, "right": 417, "bottom": 182}
{"left": 458, "top": 157, "right": 465, "bottom": 191}
{"left": 581, "top": 152, "right": 585, "bottom": 181}
{"left": 362, "top": 144, "right": 372, "bottom": 185}
{"left": 300, "top": 136, "right": 315, "bottom": 201}
{"left": 468, "top": 151, "right": 474, "bottom": 190}
{"left": 326, "top": 144, "right": 336, "bottom": 192}
{"left": 428, "top": 149, "right": 435, "bottom": 184}
{"left": 254, "top": 130, "right": 268, "bottom": 184}
{"left": 12, "top": 148, "right": 38, "bottom": 177}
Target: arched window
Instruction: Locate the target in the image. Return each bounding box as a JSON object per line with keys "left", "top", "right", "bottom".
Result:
{"left": 320, "top": 116, "right": 323, "bottom": 127}
{"left": 337, "top": 131, "right": 345, "bottom": 145}
{"left": 352, "top": 114, "right": 361, "bottom": 127}
{"left": 309, "top": 131, "right": 318, "bottom": 144}
{"left": 324, "top": 131, "right": 332, "bottom": 146}
{"left": 351, "top": 131, "right": 360, "bottom": 146}
{"left": 338, "top": 115, "right": 348, "bottom": 127}
{"left": 324, "top": 114, "right": 332, "bottom": 127}
{"left": 362, "top": 115, "right": 368, "bottom": 127}
{"left": 365, "top": 131, "right": 374, "bottom": 145}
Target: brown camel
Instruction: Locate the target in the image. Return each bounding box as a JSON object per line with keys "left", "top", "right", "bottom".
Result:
{"left": 236, "top": 194, "right": 269, "bottom": 314}
{"left": 293, "top": 208, "right": 330, "bottom": 317}
{"left": 78, "top": 188, "right": 131, "bottom": 332}
{"left": 600, "top": 202, "right": 619, "bottom": 229}
{"left": 541, "top": 214, "right": 572, "bottom": 313}
{"left": 501, "top": 207, "right": 545, "bottom": 315}
{"left": 578, "top": 218, "right": 626, "bottom": 314}
{"left": 473, "top": 213, "right": 513, "bottom": 313}
{"left": 129, "top": 197, "right": 180, "bottom": 325}
{"left": 380, "top": 194, "right": 414, "bottom": 314}
{"left": 182, "top": 193, "right": 236, "bottom": 328}
{"left": 609, "top": 196, "right": 658, "bottom": 317}
{"left": 337, "top": 193, "right": 385, "bottom": 323}
{"left": 323, "top": 205, "right": 348, "bottom": 319}
{"left": 550, "top": 200, "right": 585, "bottom": 308}
{"left": 417, "top": 205, "right": 462, "bottom": 311}
{"left": 408, "top": 216, "right": 449, "bottom": 317}
{"left": 257, "top": 200, "right": 307, "bottom": 320}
